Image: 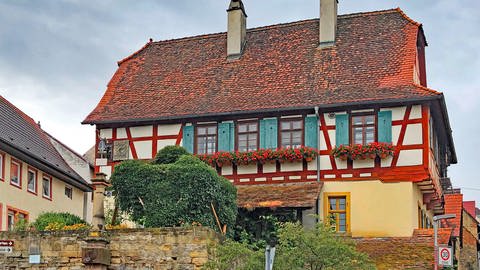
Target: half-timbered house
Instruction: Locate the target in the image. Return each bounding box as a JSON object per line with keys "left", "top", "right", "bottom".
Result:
{"left": 83, "top": 0, "right": 456, "bottom": 238}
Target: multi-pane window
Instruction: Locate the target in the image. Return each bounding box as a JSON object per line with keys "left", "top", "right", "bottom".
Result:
{"left": 42, "top": 176, "right": 52, "bottom": 199}
{"left": 10, "top": 160, "right": 21, "bottom": 187}
{"left": 237, "top": 121, "right": 258, "bottom": 152}
{"left": 280, "top": 119, "right": 303, "bottom": 148}
{"left": 65, "top": 186, "right": 73, "bottom": 199}
{"left": 7, "top": 208, "right": 28, "bottom": 231}
{"left": 27, "top": 169, "right": 37, "bottom": 193}
{"left": 325, "top": 194, "right": 350, "bottom": 233}
{"left": 351, "top": 114, "right": 375, "bottom": 145}
{"left": 196, "top": 125, "right": 217, "bottom": 154}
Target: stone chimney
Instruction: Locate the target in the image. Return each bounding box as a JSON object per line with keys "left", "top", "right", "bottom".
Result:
{"left": 227, "top": 0, "right": 247, "bottom": 59}
{"left": 319, "top": 0, "right": 338, "bottom": 48}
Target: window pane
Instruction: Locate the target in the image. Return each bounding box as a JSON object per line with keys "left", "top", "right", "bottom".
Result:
{"left": 365, "top": 115, "right": 375, "bottom": 125}
{"left": 43, "top": 178, "right": 50, "bottom": 197}
{"left": 238, "top": 124, "right": 247, "bottom": 133}
{"left": 339, "top": 198, "right": 346, "bottom": 210}
{"left": 207, "top": 127, "right": 216, "bottom": 134}
{"left": 249, "top": 123, "right": 257, "bottom": 132}
{"left": 352, "top": 116, "right": 363, "bottom": 125}
{"left": 28, "top": 171, "right": 36, "bottom": 191}
{"left": 353, "top": 127, "right": 363, "bottom": 144}
{"left": 197, "top": 127, "right": 206, "bottom": 135}
{"left": 365, "top": 127, "right": 375, "bottom": 143}
{"left": 281, "top": 122, "right": 290, "bottom": 130}
{"left": 329, "top": 198, "right": 337, "bottom": 210}
{"left": 10, "top": 162, "right": 19, "bottom": 184}
{"left": 292, "top": 120, "right": 302, "bottom": 130}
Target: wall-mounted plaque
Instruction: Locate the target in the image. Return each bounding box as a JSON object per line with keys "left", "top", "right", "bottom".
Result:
{"left": 113, "top": 140, "right": 130, "bottom": 161}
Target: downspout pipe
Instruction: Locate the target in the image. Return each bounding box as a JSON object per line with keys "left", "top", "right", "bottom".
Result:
{"left": 314, "top": 106, "right": 321, "bottom": 223}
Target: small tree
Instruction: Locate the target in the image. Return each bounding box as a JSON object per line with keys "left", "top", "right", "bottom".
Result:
{"left": 111, "top": 148, "right": 237, "bottom": 235}
{"left": 206, "top": 221, "right": 375, "bottom": 270}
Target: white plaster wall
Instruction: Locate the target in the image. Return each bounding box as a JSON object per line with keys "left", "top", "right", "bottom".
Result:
{"left": 353, "top": 159, "right": 375, "bottom": 169}
{"left": 392, "top": 125, "right": 401, "bottom": 146}
{"left": 116, "top": 128, "right": 127, "bottom": 139}
{"left": 323, "top": 113, "right": 336, "bottom": 126}
{"left": 397, "top": 150, "right": 423, "bottom": 166}
{"left": 403, "top": 124, "right": 423, "bottom": 145}
{"left": 382, "top": 106, "right": 406, "bottom": 121}
{"left": 409, "top": 105, "right": 422, "bottom": 119}
{"left": 133, "top": 141, "right": 153, "bottom": 159}
{"left": 157, "top": 139, "right": 177, "bottom": 151}
{"left": 99, "top": 165, "right": 112, "bottom": 179}
{"left": 158, "top": 124, "right": 181, "bottom": 136}
{"left": 263, "top": 163, "right": 276, "bottom": 173}
{"left": 237, "top": 164, "right": 257, "bottom": 174}
{"left": 130, "top": 125, "right": 153, "bottom": 138}
{"left": 280, "top": 162, "right": 303, "bottom": 172}
{"left": 335, "top": 158, "right": 348, "bottom": 169}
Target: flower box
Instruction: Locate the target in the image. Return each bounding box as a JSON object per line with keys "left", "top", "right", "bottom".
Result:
{"left": 331, "top": 142, "right": 395, "bottom": 161}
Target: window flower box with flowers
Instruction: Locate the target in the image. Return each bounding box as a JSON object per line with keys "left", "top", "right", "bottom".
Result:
{"left": 331, "top": 142, "right": 395, "bottom": 161}
{"left": 196, "top": 146, "right": 319, "bottom": 167}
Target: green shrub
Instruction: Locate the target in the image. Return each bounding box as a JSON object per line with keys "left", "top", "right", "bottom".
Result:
{"left": 111, "top": 155, "right": 237, "bottom": 236}
{"left": 152, "top": 145, "right": 189, "bottom": 165}
{"left": 13, "top": 219, "right": 29, "bottom": 232}
{"left": 32, "top": 212, "right": 86, "bottom": 231}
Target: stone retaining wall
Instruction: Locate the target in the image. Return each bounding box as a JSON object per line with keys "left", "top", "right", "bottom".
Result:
{"left": 0, "top": 227, "right": 217, "bottom": 269}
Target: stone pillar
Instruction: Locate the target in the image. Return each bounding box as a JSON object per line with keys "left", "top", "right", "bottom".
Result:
{"left": 91, "top": 173, "right": 109, "bottom": 230}
{"left": 82, "top": 236, "right": 111, "bottom": 270}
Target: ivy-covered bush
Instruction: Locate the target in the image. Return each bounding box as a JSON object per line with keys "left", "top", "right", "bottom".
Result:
{"left": 111, "top": 149, "right": 237, "bottom": 235}
{"left": 32, "top": 212, "right": 86, "bottom": 231}
{"left": 152, "top": 145, "right": 189, "bottom": 165}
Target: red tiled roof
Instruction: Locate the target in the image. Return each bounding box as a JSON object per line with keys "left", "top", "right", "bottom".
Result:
{"left": 463, "top": 201, "right": 476, "bottom": 218}
{"left": 83, "top": 8, "right": 441, "bottom": 124}
{"left": 444, "top": 193, "right": 463, "bottom": 237}
{"left": 413, "top": 228, "right": 453, "bottom": 245}
{"left": 236, "top": 182, "right": 322, "bottom": 209}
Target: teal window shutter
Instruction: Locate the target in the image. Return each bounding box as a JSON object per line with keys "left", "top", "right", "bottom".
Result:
{"left": 335, "top": 114, "right": 349, "bottom": 147}
{"left": 304, "top": 116, "right": 319, "bottom": 148}
{"left": 260, "top": 118, "right": 278, "bottom": 149}
{"left": 378, "top": 111, "right": 393, "bottom": 143}
{"left": 182, "top": 125, "right": 194, "bottom": 153}
{"left": 218, "top": 122, "right": 234, "bottom": 151}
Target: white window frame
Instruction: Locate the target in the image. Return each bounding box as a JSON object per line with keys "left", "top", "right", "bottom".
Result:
{"left": 27, "top": 168, "right": 37, "bottom": 194}
{"left": 10, "top": 159, "right": 21, "bottom": 187}
{"left": 42, "top": 176, "right": 52, "bottom": 199}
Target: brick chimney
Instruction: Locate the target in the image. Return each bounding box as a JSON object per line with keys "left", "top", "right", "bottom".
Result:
{"left": 227, "top": 0, "right": 247, "bottom": 59}
{"left": 319, "top": 0, "right": 338, "bottom": 48}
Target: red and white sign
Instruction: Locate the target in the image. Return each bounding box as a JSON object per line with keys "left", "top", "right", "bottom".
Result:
{"left": 438, "top": 246, "right": 453, "bottom": 266}
{"left": 0, "top": 240, "right": 14, "bottom": 247}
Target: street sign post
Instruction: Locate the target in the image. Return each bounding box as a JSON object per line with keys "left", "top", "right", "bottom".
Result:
{"left": 438, "top": 246, "right": 453, "bottom": 267}
{"left": 0, "top": 240, "right": 14, "bottom": 254}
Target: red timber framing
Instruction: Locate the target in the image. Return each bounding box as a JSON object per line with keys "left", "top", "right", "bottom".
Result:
{"left": 94, "top": 105, "right": 442, "bottom": 202}
{"left": 94, "top": 125, "right": 184, "bottom": 174}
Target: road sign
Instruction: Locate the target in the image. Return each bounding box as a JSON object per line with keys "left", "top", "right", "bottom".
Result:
{"left": 0, "top": 247, "right": 13, "bottom": 253}
{"left": 0, "top": 240, "right": 14, "bottom": 247}
{"left": 438, "top": 246, "right": 453, "bottom": 266}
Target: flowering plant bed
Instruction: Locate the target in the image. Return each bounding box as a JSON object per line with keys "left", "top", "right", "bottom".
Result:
{"left": 331, "top": 142, "right": 395, "bottom": 160}
{"left": 196, "top": 146, "right": 318, "bottom": 167}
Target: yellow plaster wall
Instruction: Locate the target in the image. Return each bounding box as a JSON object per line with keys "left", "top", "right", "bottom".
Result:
{"left": 0, "top": 153, "right": 86, "bottom": 231}
{"left": 321, "top": 180, "right": 424, "bottom": 237}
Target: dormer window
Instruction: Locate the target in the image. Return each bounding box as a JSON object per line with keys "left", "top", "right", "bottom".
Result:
{"left": 351, "top": 114, "right": 375, "bottom": 145}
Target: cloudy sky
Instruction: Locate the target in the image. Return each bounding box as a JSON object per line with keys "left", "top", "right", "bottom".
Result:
{"left": 1, "top": 1, "right": 479, "bottom": 200}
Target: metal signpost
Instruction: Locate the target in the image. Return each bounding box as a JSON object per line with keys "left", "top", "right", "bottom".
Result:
{"left": 265, "top": 245, "right": 276, "bottom": 270}
{"left": 0, "top": 240, "right": 14, "bottom": 254}
{"left": 433, "top": 214, "right": 456, "bottom": 270}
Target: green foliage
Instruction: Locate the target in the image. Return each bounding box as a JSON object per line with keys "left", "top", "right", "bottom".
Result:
{"left": 152, "top": 145, "right": 189, "bottom": 165}
{"left": 32, "top": 212, "right": 86, "bottom": 231}
{"left": 111, "top": 154, "right": 237, "bottom": 235}
{"left": 13, "top": 219, "right": 29, "bottom": 232}
{"left": 207, "top": 222, "right": 375, "bottom": 270}
{"left": 203, "top": 240, "right": 264, "bottom": 270}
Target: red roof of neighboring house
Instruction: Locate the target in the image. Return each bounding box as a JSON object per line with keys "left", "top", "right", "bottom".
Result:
{"left": 83, "top": 8, "right": 442, "bottom": 125}
{"left": 0, "top": 95, "right": 92, "bottom": 191}
{"left": 444, "top": 193, "right": 463, "bottom": 237}
{"left": 413, "top": 228, "right": 453, "bottom": 245}
{"left": 463, "top": 201, "right": 476, "bottom": 218}
{"left": 236, "top": 182, "right": 322, "bottom": 209}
